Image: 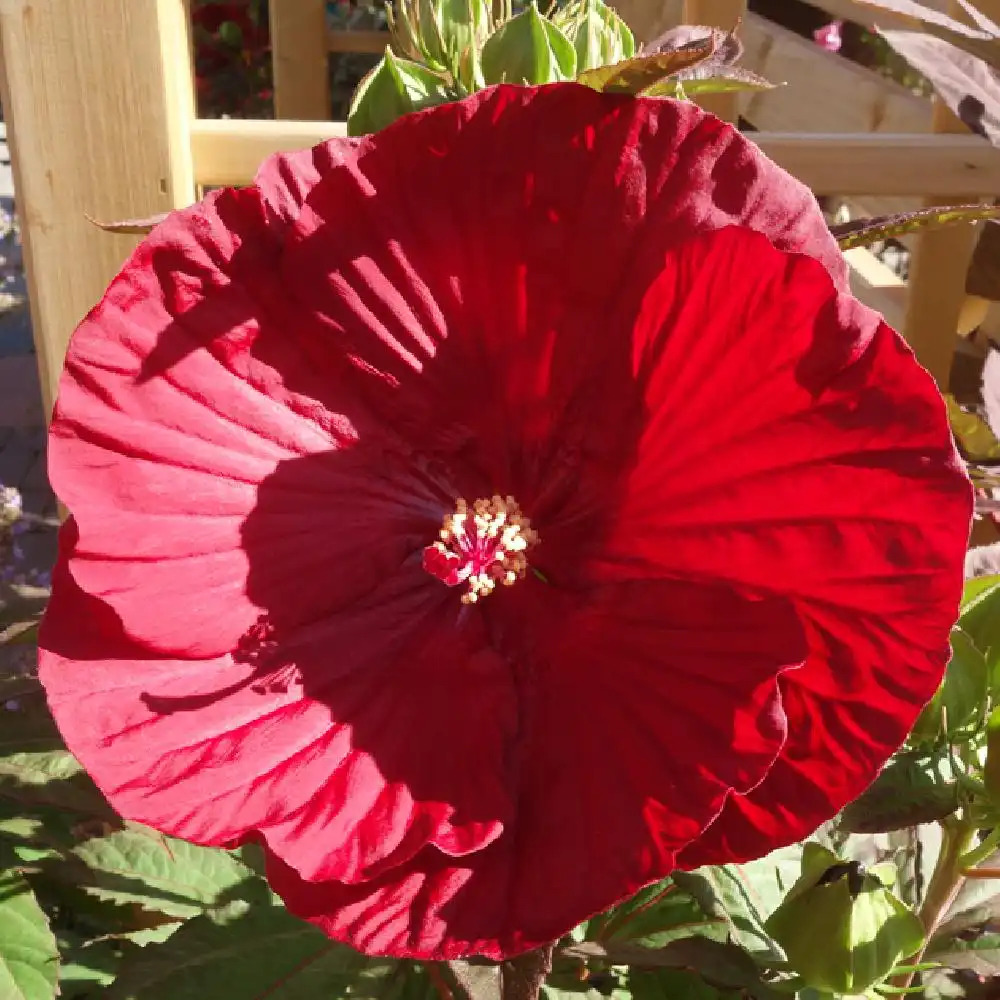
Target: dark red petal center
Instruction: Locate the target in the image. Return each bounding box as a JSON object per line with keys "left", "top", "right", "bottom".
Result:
{"left": 421, "top": 495, "right": 538, "bottom": 604}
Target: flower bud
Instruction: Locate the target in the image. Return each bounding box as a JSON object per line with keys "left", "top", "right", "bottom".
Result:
{"left": 347, "top": 48, "right": 452, "bottom": 136}
{"left": 481, "top": 2, "right": 577, "bottom": 85}
{"left": 551, "top": 0, "right": 635, "bottom": 72}
{"left": 390, "top": 0, "right": 493, "bottom": 85}
{"left": 764, "top": 845, "right": 924, "bottom": 995}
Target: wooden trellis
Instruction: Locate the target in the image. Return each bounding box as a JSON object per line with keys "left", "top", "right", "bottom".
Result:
{"left": 1, "top": 0, "right": 998, "bottom": 414}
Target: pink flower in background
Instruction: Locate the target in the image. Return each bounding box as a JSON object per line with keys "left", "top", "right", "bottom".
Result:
{"left": 814, "top": 20, "right": 844, "bottom": 53}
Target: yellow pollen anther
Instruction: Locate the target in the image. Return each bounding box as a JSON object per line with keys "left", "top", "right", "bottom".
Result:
{"left": 422, "top": 494, "right": 539, "bottom": 604}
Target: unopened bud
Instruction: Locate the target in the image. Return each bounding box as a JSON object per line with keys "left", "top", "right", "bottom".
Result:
{"left": 764, "top": 845, "right": 924, "bottom": 995}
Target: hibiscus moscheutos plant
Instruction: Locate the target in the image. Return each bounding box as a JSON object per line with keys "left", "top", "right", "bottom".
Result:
{"left": 350, "top": 0, "right": 774, "bottom": 134}
{"left": 31, "top": 80, "right": 977, "bottom": 997}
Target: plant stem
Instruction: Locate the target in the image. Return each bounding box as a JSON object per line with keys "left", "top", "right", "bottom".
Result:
{"left": 958, "top": 824, "right": 1000, "bottom": 870}
{"left": 500, "top": 945, "right": 555, "bottom": 1000}
{"left": 894, "top": 820, "right": 976, "bottom": 988}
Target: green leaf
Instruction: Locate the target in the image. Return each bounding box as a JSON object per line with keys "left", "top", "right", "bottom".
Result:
{"left": 947, "top": 395, "right": 1000, "bottom": 463}
{"left": 563, "top": 938, "right": 782, "bottom": 1000}
{"left": 839, "top": 752, "right": 959, "bottom": 832}
{"left": 833, "top": 205, "right": 1000, "bottom": 250}
{"left": 70, "top": 824, "right": 263, "bottom": 919}
{"left": 481, "top": 2, "right": 576, "bottom": 85}
{"left": 670, "top": 866, "right": 779, "bottom": 958}
{"left": 660, "top": 67, "right": 776, "bottom": 96}
{"left": 56, "top": 931, "right": 120, "bottom": 994}
{"left": 586, "top": 876, "right": 726, "bottom": 947}
{"left": 942, "top": 628, "right": 989, "bottom": 736}
{"left": 106, "top": 896, "right": 419, "bottom": 1000}
{"left": 0, "top": 872, "right": 58, "bottom": 1000}
{"left": 926, "top": 932, "right": 1000, "bottom": 975}
{"left": 630, "top": 968, "right": 732, "bottom": 1000}
{"left": 957, "top": 573, "right": 1000, "bottom": 692}
{"left": 347, "top": 48, "right": 453, "bottom": 136}
{"left": 0, "top": 748, "right": 115, "bottom": 818}
{"left": 576, "top": 43, "right": 713, "bottom": 93}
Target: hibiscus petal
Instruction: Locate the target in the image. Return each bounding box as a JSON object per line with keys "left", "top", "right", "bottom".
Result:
{"left": 39, "top": 528, "right": 515, "bottom": 883}
{"left": 48, "top": 185, "right": 448, "bottom": 658}
{"left": 256, "top": 84, "right": 845, "bottom": 507}
{"left": 588, "top": 225, "right": 971, "bottom": 864}
{"left": 268, "top": 577, "right": 806, "bottom": 958}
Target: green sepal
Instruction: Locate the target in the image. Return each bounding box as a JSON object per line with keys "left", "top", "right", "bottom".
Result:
{"left": 764, "top": 856, "right": 924, "bottom": 995}
{"left": 347, "top": 48, "right": 452, "bottom": 136}
{"left": 481, "top": 2, "right": 577, "bottom": 85}
{"left": 552, "top": 0, "right": 635, "bottom": 72}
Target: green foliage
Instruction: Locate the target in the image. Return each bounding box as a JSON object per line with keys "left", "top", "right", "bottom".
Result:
{"left": 764, "top": 847, "right": 924, "bottom": 995}
{"left": 481, "top": 3, "right": 577, "bottom": 86}
{"left": 0, "top": 872, "right": 59, "bottom": 1000}
{"left": 347, "top": 48, "right": 454, "bottom": 136}
{"left": 550, "top": 0, "right": 634, "bottom": 73}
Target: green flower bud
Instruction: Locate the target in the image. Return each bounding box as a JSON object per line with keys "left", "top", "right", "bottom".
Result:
{"left": 764, "top": 845, "right": 924, "bottom": 995}
{"left": 481, "top": 2, "right": 577, "bottom": 86}
{"left": 551, "top": 0, "right": 635, "bottom": 72}
{"left": 347, "top": 48, "right": 452, "bottom": 136}
{"left": 389, "top": 0, "right": 493, "bottom": 85}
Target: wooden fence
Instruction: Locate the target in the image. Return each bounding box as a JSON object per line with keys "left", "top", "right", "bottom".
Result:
{"left": 0, "top": 0, "right": 998, "bottom": 413}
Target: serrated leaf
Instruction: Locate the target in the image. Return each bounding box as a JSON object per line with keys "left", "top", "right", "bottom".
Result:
{"left": 56, "top": 931, "right": 120, "bottom": 993}
{"left": 71, "top": 825, "right": 263, "bottom": 918}
{"left": 670, "top": 866, "right": 779, "bottom": 959}
{"left": 106, "top": 897, "right": 417, "bottom": 1000}
{"left": 0, "top": 872, "right": 58, "bottom": 1000}
{"left": 642, "top": 24, "right": 741, "bottom": 66}
{"left": 833, "top": 204, "right": 1000, "bottom": 250}
{"left": 0, "top": 748, "right": 115, "bottom": 817}
{"left": 839, "top": 752, "right": 959, "bottom": 832}
{"left": 577, "top": 42, "right": 714, "bottom": 93}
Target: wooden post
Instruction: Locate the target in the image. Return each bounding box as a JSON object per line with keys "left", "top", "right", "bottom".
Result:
{"left": 901, "top": 0, "right": 986, "bottom": 387}
{"left": 270, "top": 0, "right": 330, "bottom": 120}
{"left": 681, "top": 0, "right": 747, "bottom": 122}
{"left": 0, "top": 0, "right": 197, "bottom": 414}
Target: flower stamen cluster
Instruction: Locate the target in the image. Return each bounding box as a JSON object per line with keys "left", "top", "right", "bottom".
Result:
{"left": 422, "top": 495, "right": 538, "bottom": 603}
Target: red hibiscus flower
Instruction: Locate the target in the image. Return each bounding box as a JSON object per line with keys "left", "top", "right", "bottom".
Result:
{"left": 38, "top": 84, "right": 971, "bottom": 960}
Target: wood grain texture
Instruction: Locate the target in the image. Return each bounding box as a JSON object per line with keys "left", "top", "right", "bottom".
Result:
{"left": 0, "top": 0, "right": 197, "bottom": 412}
{"left": 271, "top": 0, "right": 330, "bottom": 119}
